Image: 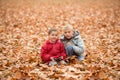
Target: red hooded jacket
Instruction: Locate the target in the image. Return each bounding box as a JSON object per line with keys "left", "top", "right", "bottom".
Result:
{"left": 40, "top": 39, "right": 66, "bottom": 63}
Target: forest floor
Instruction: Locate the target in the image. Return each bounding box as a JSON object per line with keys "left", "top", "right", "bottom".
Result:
{"left": 0, "top": 0, "right": 120, "bottom": 80}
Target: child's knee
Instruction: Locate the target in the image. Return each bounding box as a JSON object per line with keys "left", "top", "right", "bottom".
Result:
{"left": 66, "top": 46, "right": 73, "bottom": 50}
{"left": 66, "top": 46, "right": 74, "bottom": 56}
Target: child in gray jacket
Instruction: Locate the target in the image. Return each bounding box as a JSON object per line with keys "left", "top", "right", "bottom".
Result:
{"left": 60, "top": 24, "right": 85, "bottom": 61}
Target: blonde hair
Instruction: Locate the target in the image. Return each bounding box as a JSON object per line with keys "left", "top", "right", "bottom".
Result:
{"left": 63, "top": 24, "right": 73, "bottom": 30}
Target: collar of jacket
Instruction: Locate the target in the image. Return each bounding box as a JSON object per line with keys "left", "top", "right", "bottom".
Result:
{"left": 46, "top": 39, "right": 59, "bottom": 44}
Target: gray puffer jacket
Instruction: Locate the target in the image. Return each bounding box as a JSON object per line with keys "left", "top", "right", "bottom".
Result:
{"left": 60, "top": 31, "right": 85, "bottom": 56}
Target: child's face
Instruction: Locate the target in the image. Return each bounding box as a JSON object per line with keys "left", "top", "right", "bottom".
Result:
{"left": 49, "top": 31, "right": 58, "bottom": 43}
{"left": 63, "top": 29, "right": 74, "bottom": 39}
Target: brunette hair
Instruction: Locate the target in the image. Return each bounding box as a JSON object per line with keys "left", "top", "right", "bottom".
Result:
{"left": 48, "top": 28, "right": 57, "bottom": 35}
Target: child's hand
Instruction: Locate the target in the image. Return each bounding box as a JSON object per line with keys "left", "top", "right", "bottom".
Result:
{"left": 60, "top": 56, "right": 63, "bottom": 59}
{"left": 50, "top": 57, "right": 55, "bottom": 61}
{"left": 67, "top": 42, "right": 71, "bottom": 45}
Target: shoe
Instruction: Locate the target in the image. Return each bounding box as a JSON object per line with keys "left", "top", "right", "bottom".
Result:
{"left": 48, "top": 61, "right": 57, "bottom": 66}
{"left": 78, "top": 55, "right": 84, "bottom": 61}
{"left": 60, "top": 60, "right": 67, "bottom": 65}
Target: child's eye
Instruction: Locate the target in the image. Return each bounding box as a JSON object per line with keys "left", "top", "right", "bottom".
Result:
{"left": 64, "top": 32, "right": 68, "bottom": 34}
{"left": 51, "top": 34, "right": 57, "bottom": 36}
{"left": 64, "top": 32, "right": 67, "bottom": 34}
{"left": 68, "top": 31, "right": 70, "bottom": 33}
{"left": 64, "top": 31, "right": 71, "bottom": 34}
{"left": 54, "top": 34, "right": 57, "bottom": 36}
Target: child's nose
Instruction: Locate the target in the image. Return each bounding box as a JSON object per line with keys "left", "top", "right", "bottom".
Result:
{"left": 53, "top": 35, "right": 57, "bottom": 37}
{"left": 66, "top": 33, "right": 69, "bottom": 35}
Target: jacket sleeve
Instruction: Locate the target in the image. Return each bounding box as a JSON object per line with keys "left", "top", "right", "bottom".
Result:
{"left": 60, "top": 43, "right": 66, "bottom": 59}
{"left": 41, "top": 45, "right": 51, "bottom": 62}
{"left": 72, "top": 37, "right": 85, "bottom": 56}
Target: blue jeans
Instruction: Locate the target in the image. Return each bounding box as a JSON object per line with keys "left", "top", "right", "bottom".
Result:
{"left": 66, "top": 46, "right": 84, "bottom": 60}
{"left": 66, "top": 46, "right": 74, "bottom": 56}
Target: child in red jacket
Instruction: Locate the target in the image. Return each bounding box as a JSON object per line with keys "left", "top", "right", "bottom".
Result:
{"left": 40, "top": 28, "right": 67, "bottom": 66}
